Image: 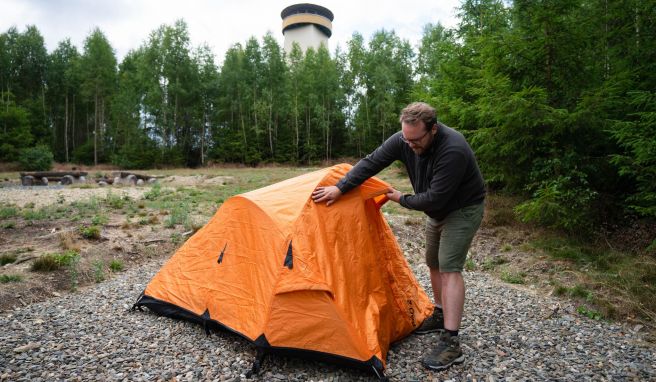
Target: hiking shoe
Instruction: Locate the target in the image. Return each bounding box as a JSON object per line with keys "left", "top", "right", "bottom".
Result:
{"left": 421, "top": 331, "right": 465, "bottom": 371}
{"left": 414, "top": 307, "right": 444, "bottom": 334}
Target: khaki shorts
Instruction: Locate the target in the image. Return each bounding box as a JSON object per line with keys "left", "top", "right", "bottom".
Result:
{"left": 425, "top": 202, "right": 484, "bottom": 272}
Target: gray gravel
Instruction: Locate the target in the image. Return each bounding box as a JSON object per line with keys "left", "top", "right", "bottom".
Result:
{"left": 1, "top": 256, "right": 654, "bottom": 381}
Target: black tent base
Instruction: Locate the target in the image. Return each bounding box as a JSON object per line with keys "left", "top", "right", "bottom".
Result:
{"left": 133, "top": 293, "right": 388, "bottom": 380}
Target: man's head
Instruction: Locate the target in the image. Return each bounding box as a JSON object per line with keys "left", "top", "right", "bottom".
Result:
{"left": 399, "top": 102, "right": 438, "bottom": 155}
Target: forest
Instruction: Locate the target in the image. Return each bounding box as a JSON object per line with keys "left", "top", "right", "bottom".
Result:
{"left": 1, "top": 0, "right": 654, "bottom": 233}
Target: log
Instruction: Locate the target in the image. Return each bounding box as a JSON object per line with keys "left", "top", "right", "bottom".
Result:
{"left": 20, "top": 171, "right": 88, "bottom": 178}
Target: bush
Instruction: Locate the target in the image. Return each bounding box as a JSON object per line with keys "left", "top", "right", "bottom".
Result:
{"left": 18, "top": 145, "right": 53, "bottom": 171}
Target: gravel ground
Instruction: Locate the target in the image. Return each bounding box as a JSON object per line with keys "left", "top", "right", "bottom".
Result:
{"left": 0, "top": 186, "right": 148, "bottom": 208}
{"left": 1, "top": 256, "right": 654, "bottom": 381}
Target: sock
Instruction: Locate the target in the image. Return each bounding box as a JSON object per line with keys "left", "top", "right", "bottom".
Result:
{"left": 446, "top": 329, "right": 459, "bottom": 337}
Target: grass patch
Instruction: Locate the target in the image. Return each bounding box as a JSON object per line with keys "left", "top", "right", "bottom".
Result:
{"left": 109, "top": 259, "right": 124, "bottom": 272}
{"left": 104, "top": 190, "right": 131, "bottom": 209}
{"left": 0, "top": 253, "right": 17, "bottom": 265}
{"left": 0, "top": 206, "right": 19, "bottom": 219}
{"left": 482, "top": 256, "right": 508, "bottom": 271}
{"left": 91, "top": 214, "right": 109, "bottom": 225}
{"left": 577, "top": 305, "right": 603, "bottom": 320}
{"left": 0, "top": 274, "right": 22, "bottom": 283}
{"left": 530, "top": 235, "right": 656, "bottom": 323}
{"left": 79, "top": 225, "right": 101, "bottom": 239}
{"left": 92, "top": 260, "right": 105, "bottom": 283}
{"left": 465, "top": 258, "right": 476, "bottom": 271}
{"left": 164, "top": 203, "right": 191, "bottom": 228}
{"left": 2, "top": 221, "right": 16, "bottom": 229}
{"left": 500, "top": 267, "right": 526, "bottom": 284}
{"left": 32, "top": 251, "right": 80, "bottom": 272}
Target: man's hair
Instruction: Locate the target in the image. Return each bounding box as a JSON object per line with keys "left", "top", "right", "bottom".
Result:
{"left": 399, "top": 102, "right": 437, "bottom": 131}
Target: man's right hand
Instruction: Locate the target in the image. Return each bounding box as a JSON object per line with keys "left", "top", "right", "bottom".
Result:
{"left": 311, "top": 185, "right": 342, "bottom": 206}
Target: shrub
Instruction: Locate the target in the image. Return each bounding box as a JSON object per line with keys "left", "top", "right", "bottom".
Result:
{"left": 18, "top": 145, "right": 53, "bottom": 171}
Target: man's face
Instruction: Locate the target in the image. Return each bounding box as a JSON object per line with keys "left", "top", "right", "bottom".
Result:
{"left": 401, "top": 121, "right": 436, "bottom": 155}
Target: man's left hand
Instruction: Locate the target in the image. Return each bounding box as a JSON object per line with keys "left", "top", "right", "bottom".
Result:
{"left": 386, "top": 187, "right": 402, "bottom": 203}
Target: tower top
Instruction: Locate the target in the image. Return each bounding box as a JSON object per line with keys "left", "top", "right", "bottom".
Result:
{"left": 281, "top": 3, "right": 334, "bottom": 38}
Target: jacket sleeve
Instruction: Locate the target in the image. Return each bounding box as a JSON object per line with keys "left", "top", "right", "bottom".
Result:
{"left": 399, "top": 147, "right": 468, "bottom": 212}
{"left": 336, "top": 133, "right": 403, "bottom": 194}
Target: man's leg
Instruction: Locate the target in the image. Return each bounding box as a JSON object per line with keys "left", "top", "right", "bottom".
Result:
{"left": 440, "top": 271, "right": 464, "bottom": 331}
{"left": 414, "top": 219, "right": 445, "bottom": 334}
{"left": 430, "top": 267, "right": 442, "bottom": 307}
{"left": 421, "top": 202, "right": 484, "bottom": 371}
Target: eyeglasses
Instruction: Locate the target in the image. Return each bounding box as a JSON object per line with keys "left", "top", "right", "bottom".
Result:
{"left": 400, "top": 129, "right": 430, "bottom": 145}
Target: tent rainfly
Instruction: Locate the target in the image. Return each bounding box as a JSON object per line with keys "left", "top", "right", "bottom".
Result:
{"left": 133, "top": 163, "right": 433, "bottom": 379}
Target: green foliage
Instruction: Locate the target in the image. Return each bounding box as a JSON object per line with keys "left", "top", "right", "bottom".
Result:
{"left": 515, "top": 172, "right": 598, "bottom": 233}
{"left": 31, "top": 251, "right": 79, "bottom": 271}
{"left": 0, "top": 206, "right": 18, "bottom": 219}
{"left": 0, "top": 274, "right": 22, "bottom": 283}
{"left": 500, "top": 268, "right": 526, "bottom": 284}
{"left": 0, "top": 253, "right": 17, "bottom": 265}
{"left": 109, "top": 259, "right": 124, "bottom": 272}
{"left": 164, "top": 203, "right": 190, "bottom": 228}
{"left": 71, "top": 140, "right": 97, "bottom": 165}
{"left": 576, "top": 305, "right": 602, "bottom": 320}
{"left": 609, "top": 91, "right": 656, "bottom": 217}
{"left": 79, "top": 225, "right": 101, "bottom": 239}
{"left": 92, "top": 260, "right": 105, "bottom": 282}
{"left": 18, "top": 145, "right": 53, "bottom": 171}
{"left": 143, "top": 183, "right": 162, "bottom": 200}
{"left": 0, "top": 95, "right": 33, "bottom": 161}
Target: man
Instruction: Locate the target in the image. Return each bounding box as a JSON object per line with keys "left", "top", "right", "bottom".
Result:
{"left": 312, "top": 102, "right": 485, "bottom": 371}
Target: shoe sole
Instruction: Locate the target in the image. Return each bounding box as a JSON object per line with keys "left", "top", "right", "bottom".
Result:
{"left": 421, "top": 354, "right": 465, "bottom": 370}
{"left": 414, "top": 328, "right": 443, "bottom": 335}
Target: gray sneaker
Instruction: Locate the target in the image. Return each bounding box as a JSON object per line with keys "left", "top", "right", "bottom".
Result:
{"left": 414, "top": 308, "right": 444, "bottom": 334}
{"left": 421, "top": 331, "right": 465, "bottom": 371}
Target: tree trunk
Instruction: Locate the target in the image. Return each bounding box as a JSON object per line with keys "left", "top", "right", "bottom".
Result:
{"left": 268, "top": 93, "right": 273, "bottom": 157}
{"left": 64, "top": 94, "right": 69, "bottom": 162}
{"left": 94, "top": 89, "right": 98, "bottom": 166}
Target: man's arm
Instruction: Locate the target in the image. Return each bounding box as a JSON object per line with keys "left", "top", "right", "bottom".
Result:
{"left": 335, "top": 133, "right": 403, "bottom": 194}
{"left": 399, "top": 149, "right": 467, "bottom": 211}
{"left": 313, "top": 133, "right": 403, "bottom": 205}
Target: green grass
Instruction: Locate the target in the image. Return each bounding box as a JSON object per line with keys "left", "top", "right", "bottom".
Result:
{"left": 482, "top": 256, "right": 508, "bottom": 271}
{"left": 530, "top": 235, "right": 656, "bottom": 322}
{"left": 92, "top": 260, "right": 105, "bottom": 283}
{"left": 2, "top": 221, "right": 16, "bottom": 229}
{"left": 0, "top": 274, "right": 22, "bottom": 283}
{"left": 577, "top": 305, "right": 603, "bottom": 320}
{"left": 464, "top": 258, "right": 476, "bottom": 271}
{"left": 109, "top": 259, "right": 124, "bottom": 272}
{"left": 0, "top": 253, "right": 17, "bottom": 265}
{"left": 31, "top": 251, "right": 80, "bottom": 272}
{"left": 79, "top": 225, "right": 101, "bottom": 239}
{"left": 0, "top": 206, "right": 19, "bottom": 219}
{"left": 91, "top": 214, "right": 109, "bottom": 225}
{"left": 500, "top": 267, "right": 526, "bottom": 284}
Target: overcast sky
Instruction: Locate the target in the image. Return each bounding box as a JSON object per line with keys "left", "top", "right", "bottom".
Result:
{"left": 1, "top": 0, "right": 462, "bottom": 63}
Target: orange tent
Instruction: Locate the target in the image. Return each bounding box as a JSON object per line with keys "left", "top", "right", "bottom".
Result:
{"left": 134, "top": 164, "right": 433, "bottom": 378}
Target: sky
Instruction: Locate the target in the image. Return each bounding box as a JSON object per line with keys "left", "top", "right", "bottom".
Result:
{"left": 1, "top": 0, "right": 462, "bottom": 63}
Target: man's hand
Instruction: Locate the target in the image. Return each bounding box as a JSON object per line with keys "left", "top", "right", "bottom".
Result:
{"left": 386, "top": 187, "right": 402, "bottom": 203}
{"left": 312, "top": 186, "right": 343, "bottom": 206}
